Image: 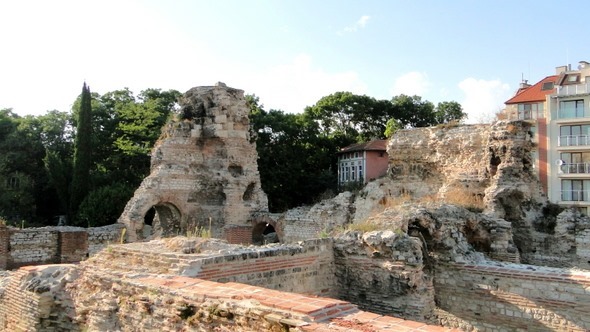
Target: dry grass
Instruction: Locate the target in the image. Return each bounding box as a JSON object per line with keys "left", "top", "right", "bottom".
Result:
{"left": 347, "top": 221, "right": 382, "bottom": 233}
{"left": 443, "top": 187, "right": 485, "bottom": 212}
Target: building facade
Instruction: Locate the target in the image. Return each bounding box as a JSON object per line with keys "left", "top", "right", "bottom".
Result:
{"left": 336, "top": 139, "right": 389, "bottom": 187}
{"left": 505, "top": 61, "right": 590, "bottom": 214}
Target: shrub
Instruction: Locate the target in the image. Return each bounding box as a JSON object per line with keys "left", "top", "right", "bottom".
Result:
{"left": 77, "top": 183, "right": 135, "bottom": 227}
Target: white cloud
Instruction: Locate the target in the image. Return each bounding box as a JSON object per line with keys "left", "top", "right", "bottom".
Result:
{"left": 340, "top": 15, "right": 371, "bottom": 34}
{"left": 458, "top": 78, "right": 511, "bottom": 124}
{"left": 236, "top": 54, "right": 367, "bottom": 113}
{"left": 390, "top": 72, "right": 431, "bottom": 97}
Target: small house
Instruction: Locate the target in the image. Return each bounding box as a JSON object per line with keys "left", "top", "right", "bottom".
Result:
{"left": 336, "top": 139, "right": 389, "bottom": 187}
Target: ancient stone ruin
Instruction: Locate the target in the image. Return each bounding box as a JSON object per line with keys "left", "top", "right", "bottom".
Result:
{"left": 3, "top": 84, "right": 590, "bottom": 331}
{"left": 118, "top": 82, "right": 268, "bottom": 242}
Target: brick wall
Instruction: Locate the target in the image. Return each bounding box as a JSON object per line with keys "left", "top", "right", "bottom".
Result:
{"left": 224, "top": 225, "right": 253, "bottom": 244}
{"left": 435, "top": 262, "right": 590, "bottom": 331}
{"left": 0, "top": 224, "right": 125, "bottom": 270}
{"left": 185, "top": 238, "right": 336, "bottom": 296}
{"left": 281, "top": 217, "right": 323, "bottom": 243}
{"left": 0, "top": 264, "right": 455, "bottom": 332}
{"left": 8, "top": 228, "right": 59, "bottom": 268}
{"left": 58, "top": 231, "right": 88, "bottom": 263}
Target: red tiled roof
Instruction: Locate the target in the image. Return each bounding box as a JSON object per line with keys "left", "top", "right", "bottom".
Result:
{"left": 337, "top": 139, "right": 387, "bottom": 154}
{"left": 505, "top": 75, "right": 557, "bottom": 104}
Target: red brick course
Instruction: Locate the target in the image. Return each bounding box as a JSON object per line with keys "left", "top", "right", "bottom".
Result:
{"left": 137, "top": 275, "right": 455, "bottom": 331}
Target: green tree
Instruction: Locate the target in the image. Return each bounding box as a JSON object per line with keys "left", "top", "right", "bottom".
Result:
{"left": 435, "top": 101, "right": 466, "bottom": 124}
{"left": 70, "top": 83, "right": 93, "bottom": 224}
{"left": 390, "top": 94, "right": 436, "bottom": 128}
{"left": 77, "top": 183, "right": 135, "bottom": 227}
{"left": 304, "top": 92, "right": 393, "bottom": 142}
{"left": 248, "top": 95, "right": 338, "bottom": 212}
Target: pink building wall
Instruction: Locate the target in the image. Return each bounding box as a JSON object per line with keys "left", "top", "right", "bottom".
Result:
{"left": 364, "top": 150, "right": 389, "bottom": 182}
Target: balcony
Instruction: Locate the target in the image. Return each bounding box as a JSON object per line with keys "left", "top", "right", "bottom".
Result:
{"left": 557, "top": 82, "right": 590, "bottom": 96}
{"left": 558, "top": 135, "right": 590, "bottom": 147}
{"left": 561, "top": 190, "right": 590, "bottom": 202}
{"left": 559, "top": 163, "right": 590, "bottom": 174}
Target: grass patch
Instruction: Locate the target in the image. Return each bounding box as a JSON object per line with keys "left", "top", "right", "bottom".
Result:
{"left": 347, "top": 222, "right": 382, "bottom": 233}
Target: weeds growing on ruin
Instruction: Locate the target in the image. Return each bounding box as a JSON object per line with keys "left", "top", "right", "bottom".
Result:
{"left": 187, "top": 217, "right": 212, "bottom": 239}
{"left": 443, "top": 188, "right": 485, "bottom": 212}
{"left": 347, "top": 222, "right": 382, "bottom": 233}
{"left": 119, "top": 228, "right": 127, "bottom": 244}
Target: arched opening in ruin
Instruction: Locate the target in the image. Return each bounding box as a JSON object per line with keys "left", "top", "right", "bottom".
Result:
{"left": 142, "top": 203, "right": 182, "bottom": 239}
{"left": 252, "top": 222, "right": 279, "bottom": 245}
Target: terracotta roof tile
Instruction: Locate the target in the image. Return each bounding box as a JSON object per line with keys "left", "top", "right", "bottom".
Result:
{"left": 338, "top": 139, "right": 387, "bottom": 154}
{"left": 505, "top": 75, "right": 557, "bottom": 104}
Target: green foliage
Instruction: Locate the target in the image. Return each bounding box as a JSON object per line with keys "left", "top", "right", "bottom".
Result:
{"left": 435, "top": 101, "right": 466, "bottom": 124}
{"left": 77, "top": 183, "right": 135, "bottom": 227}
{"left": 303, "top": 91, "right": 393, "bottom": 142}
{"left": 384, "top": 118, "right": 401, "bottom": 138}
{"left": 70, "top": 83, "right": 93, "bottom": 224}
{"left": 249, "top": 96, "right": 340, "bottom": 212}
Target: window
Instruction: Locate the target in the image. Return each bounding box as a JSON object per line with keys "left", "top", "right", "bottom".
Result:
{"left": 562, "top": 179, "right": 590, "bottom": 201}
{"left": 354, "top": 152, "right": 359, "bottom": 158}
{"left": 517, "top": 103, "right": 544, "bottom": 120}
{"left": 358, "top": 165, "right": 363, "bottom": 182}
{"left": 345, "top": 166, "right": 349, "bottom": 181}
{"left": 351, "top": 166, "right": 356, "bottom": 180}
{"left": 566, "top": 74, "right": 580, "bottom": 83}
{"left": 559, "top": 125, "right": 590, "bottom": 146}
{"left": 541, "top": 82, "right": 554, "bottom": 90}
{"left": 560, "top": 152, "right": 590, "bottom": 173}
{"left": 560, "top": 99, "right": 585, "bottom": 118}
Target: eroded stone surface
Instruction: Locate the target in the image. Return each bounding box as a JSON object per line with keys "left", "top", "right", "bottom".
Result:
{"left": 118, "top": 84, "right": 268, "bottom": 241}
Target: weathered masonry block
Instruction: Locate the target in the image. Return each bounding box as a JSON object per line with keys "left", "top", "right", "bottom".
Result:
{"left": 118, "top": 83, "right": 268, "bottom": 242}
{"left": 435, "top": 262, "right": 590, "bottom": 331}
{"left": 0, "top": 224, "right": 124, "bottom": 270}
{"left": 58, "top": 230, "right": 88, "bottom": 263}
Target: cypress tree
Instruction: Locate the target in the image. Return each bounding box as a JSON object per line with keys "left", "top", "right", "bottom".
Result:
{"left": 70, "top": 82, "right": 93, "bottom": 225}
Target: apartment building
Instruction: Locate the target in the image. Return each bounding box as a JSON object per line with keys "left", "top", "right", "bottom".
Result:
{"left": 505, "top": 61, "right": 590, "bottom": 214}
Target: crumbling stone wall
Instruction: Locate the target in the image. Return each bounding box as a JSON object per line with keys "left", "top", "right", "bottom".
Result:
{"left": 279, "top": 192, "right": 354, "bottom": 243}
{"left": 87, "top": 238, "right": 336, "bottom": 297}
{"left": 0, "top": 224, "right": 124, "bottom": 270}
{"left": 0, "top": 244, "right": 453, "bottom": 332}
{"left": 435, "top": 262, "right": 590, "bottom": 331}
{"left": 118, "top": 83, "right": 268, "bottom": 242}
{"left": 0, "top": 265, "right": 79, "bottom": 332}
{"left": 334, "top": 230, "right": 436, "bottom": 322}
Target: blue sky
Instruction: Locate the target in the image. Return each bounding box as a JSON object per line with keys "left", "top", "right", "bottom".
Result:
{"left": 1, "top": 1, "right": 589, "bottom": 123}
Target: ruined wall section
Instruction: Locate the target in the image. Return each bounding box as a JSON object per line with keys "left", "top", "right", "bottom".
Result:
{"left": 0, "top": 225, "right": 123, "bottom": 270}
{"left": 333, "top": 230, "right": 436, "bottom": 322}
{"left": 279, "top": 192, "right": 354, "bottom": 243}
{"left": 0, "top": 265, "right": 79, "bottom": 332}
{"left": 87, "top": 238, "right": 336, "bottom": 297}
{"left": 119, "top": 83, "right": 268, "bottom": 242}
{"left": 435, "top": 262, "right": 590, "bottom": 331}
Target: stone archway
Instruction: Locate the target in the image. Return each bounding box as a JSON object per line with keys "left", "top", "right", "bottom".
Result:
{"left": 143, "top": 202, "right": 182, "bottom": 239}
{"left": 252, "top": 221, "right": 279, "bottom": 245}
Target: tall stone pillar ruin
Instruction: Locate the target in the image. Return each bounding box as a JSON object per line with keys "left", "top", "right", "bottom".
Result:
{"left": 118, "top": 83, "right": 268, "bottom": 242}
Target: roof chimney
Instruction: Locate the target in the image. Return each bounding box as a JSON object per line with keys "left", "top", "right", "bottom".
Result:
{"left": 556, "top": 65, "right": 569, "bottom": 74}
{"left": 519, "top": 79, "right": 531, "bottom": 89}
